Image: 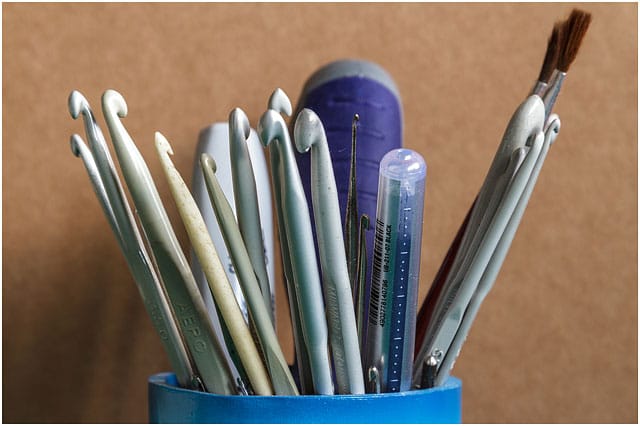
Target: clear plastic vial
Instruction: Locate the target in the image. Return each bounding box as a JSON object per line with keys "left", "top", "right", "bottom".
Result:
{"left": 365, "top": 148, "right": 427, "bottom": 393}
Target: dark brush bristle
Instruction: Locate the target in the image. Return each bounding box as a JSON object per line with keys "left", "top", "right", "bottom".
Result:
{"left": 537, "top": 23, "right": 562, "bottom": 83}
{"left": 557, "top": 9, "right": 592, "bottom": 73}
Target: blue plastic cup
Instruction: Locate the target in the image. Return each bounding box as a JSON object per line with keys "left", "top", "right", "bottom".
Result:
{"left": 148, "top": 372, "right": 462, "bottom": 423}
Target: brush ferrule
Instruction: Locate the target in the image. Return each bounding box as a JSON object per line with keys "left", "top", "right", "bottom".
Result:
{"left": 541, "top": 69, "right": 566, "bottom": 119}
{"left": 530, "top": 81, "right": 548, "bottom": 97}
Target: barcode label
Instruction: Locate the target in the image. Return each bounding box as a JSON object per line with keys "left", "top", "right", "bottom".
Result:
{"left": 369, "top": 218, "right": 391, "bottom": 327}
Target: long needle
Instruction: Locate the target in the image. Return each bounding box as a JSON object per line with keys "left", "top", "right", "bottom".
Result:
{"left": 345, "top": 114, "right": 360, "bottom": 297}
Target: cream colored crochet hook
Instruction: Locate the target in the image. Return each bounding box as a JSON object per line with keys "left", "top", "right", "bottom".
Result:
{"left": 101, "top": 89, "right": 237, "bottom": 395}
{"left": 155, "top": 131, "right": 273, "bottom": 395}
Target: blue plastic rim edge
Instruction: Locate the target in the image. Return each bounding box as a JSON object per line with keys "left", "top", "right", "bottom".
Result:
{"left": 148, "top": 372, "right": 462, "bottom": 424}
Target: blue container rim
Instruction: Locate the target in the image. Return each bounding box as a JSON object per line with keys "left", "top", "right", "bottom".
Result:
{"left": 149, "top": 371, "right": 461, "bottom": 400}
{"left": 149, "top": 372, "right": 462, "bottom": 423}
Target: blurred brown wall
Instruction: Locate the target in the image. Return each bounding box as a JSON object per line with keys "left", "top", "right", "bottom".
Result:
{"left": 3, "top": 2, "right": 637, "bottom": 423}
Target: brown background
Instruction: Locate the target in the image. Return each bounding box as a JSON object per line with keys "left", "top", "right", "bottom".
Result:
{"left": 3, "top": 2, "right": 637, "bottom": 423}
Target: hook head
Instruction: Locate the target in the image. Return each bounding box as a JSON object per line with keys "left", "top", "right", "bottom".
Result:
{"left": 155, "top": 132, "right": 174, "bottom": 156}
{"left": 229, "top": 108, "right": 251, "bottom": 140}
{"left": 293, "top": 108, "right": 325, "bottom": 153}
{"left": 69, "top": 134, "right": 84, "bottom": 157}
{"left": 268, "top": 88, "right": 292, "bottom": 116}
{"left": 68, "top": 90, "right": 90, "bottom": 119}
{"left": 257, "top": 109, "right": 286, "bottom": 148}
{"left": 200, "top": 153, "right": 217, "bottom": 173}
{"left": 102, "top": 89, "right": 128, "bottom": 118}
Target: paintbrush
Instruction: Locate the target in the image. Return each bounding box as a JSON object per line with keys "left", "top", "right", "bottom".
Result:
{"left": 531, "top": 22, "right": 562, "bottom": 96}
{"left": 542, "top": 9, "right": 592, "bottom": 117}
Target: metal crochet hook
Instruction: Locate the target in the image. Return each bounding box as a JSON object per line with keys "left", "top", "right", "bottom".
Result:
{"left": 345, "top": 114, "right": 360, "bottom": 297}
{"left": 200, "top": 152, "right": 299, "bottom": 396}
{"left": 434, "top": 115, "right": 561, "bottom": 387}
{"left": 258, "top": 88, "right": 333, "bottom": 395}
{"left": 101, "top": 89, "right": 238, "bottom": 395}
{"left": 155, "top": 132, "right": 273, "bottom": 396}
{"left": 294, "top": 108, "right": 364, "bottom": 394}
{"left": 229, "top": 108, "right": 275, "bottom": 325}
{"left": 355, "top": 213, "right": 370, "bottom": 353}
{"left": 68, "top": 92, "right": 199, "bottom": 391}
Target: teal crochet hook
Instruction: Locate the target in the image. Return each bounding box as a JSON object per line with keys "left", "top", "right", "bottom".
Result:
{"left": 258, "top": 89, "right": 334, "bottom": 395}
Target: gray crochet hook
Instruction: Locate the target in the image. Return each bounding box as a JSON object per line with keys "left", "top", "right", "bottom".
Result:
{"left": 200, "top": 152, "right": 299, "bottom": 396}
{"left": 229, "top": 108, "right": 274, "bottom": 325}
{"left": 426, "top": 95, "right": 546, "bottom": 337}
{"left": 68, "top": 93, "right": 198, "bottom": 390}
{"left": 294, "top": 108, "right": 364, "bottom": 394}
{"left": 263, "top": 94, "right": 313, "bottom": 393}
{"left": 435, "top": 115, "right": 561, "bottom": 386}
{"left": 415, "top": 130, "right": 545, "bottom": 386}
{"left": 101, "top": 89, "right": 238, "bottom": 395}
{"left": 415, "top": 95, "right": 546, "bottom": 382}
